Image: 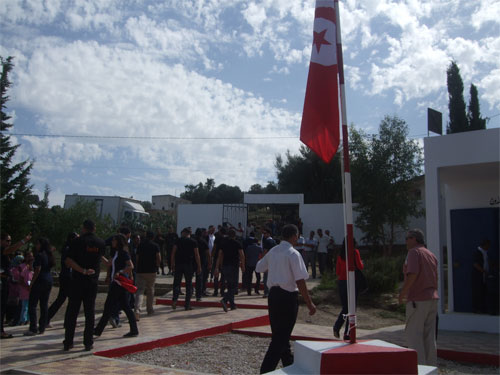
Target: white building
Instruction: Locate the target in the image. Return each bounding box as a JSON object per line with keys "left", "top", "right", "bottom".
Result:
{"left": 425, "top": 127, "right": 499, "bottom": 333}
{"left": 152, "top": 194, "right": 190, "bottom": 211}
{"left": 64, "top": 194, "right": 149, "bottom": 224}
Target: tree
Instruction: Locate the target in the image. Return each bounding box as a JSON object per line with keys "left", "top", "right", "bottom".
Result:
{"left": 351, "top": 116, "right": 423, "bottom": 255}
{"left": 467, "top": 84, "right": 486, "bottom": 131}
{"left": 446, "top": 61, "right": 469, "bottom": 134}
{"left": 180, "top": 179, "right": 243, "bottom": 203}
{"left": 248, "top": 182, "right": 279, "bottom": 194}
{"left": 0, "top": 56, "right": 35, "bottom": 239}
{"left": 275, "top": 145, "right": 343, "bottom": 203}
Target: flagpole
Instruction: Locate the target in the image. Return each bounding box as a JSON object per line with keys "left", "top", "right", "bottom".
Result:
{"left": 334, "top": 0, "right": 356, "bottom": 344}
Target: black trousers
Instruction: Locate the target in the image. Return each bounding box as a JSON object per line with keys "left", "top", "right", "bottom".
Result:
{"left": 195, "top": 261, "right": 208, "bottom": 299}
{"left": 243, "top": 266, "right": 261, "bottom": 293}
{"left": 1, "top": 280, "right": 9, "bottom": 333}
{"left": 64, "top": 277, "right": 98, "bottom": 347}
{"left": 260, "top": 286, "right": 299, "bottom": 374}
{"left": 222, "top": 265, "right": 238, "bottom": 308}
{"left": 48, "top": 276, "right": 71, "bottom": 324}
{"left": 94, "top": 282, "right": 138, "bottom": 336}
{"left": 28, "top": 280, "right": 52, "bottom": 334}
{"left": 173, "top": 263, "right": 193, "bottom": 307}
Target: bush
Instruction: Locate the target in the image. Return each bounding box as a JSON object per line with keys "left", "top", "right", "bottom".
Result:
{"left": 363, "top": 254, "right": 406, "bottom": 295}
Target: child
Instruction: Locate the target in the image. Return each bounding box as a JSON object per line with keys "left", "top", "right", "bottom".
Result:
{"left": 17, "top": 251, "right": 34, "bottom": 325}
{"left": 7, "top": 255, "right": 24, "bottom": 325}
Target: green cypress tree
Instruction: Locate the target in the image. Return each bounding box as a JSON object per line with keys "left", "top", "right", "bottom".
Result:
{"left": 446, "top": 61, "right": 469, "bottom": 134}
{"left": 0, "top": 56, "right": 35, "bottom": 238}
{"left": 467, "top": 83, "right": 486, "bottom": 131}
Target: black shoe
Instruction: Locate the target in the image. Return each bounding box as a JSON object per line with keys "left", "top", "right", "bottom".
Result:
{"left": 230, "top": 305, "right": 237, "bottom": 311}
{"left": 63, "top": 343, "right": 73, "bottom": 351}
{"left": 84, "top": 344, "right": 93, "bottom": 351}
{"left": 123, "top": 332, "right": 138, "bottom": 338}
{"left": 213, "top": 291, "right": 218, "bottom": 297}
{"left": 185, "top": 305, "right": 193, "bottom": 311}
{"left": 247, "top": 291, "right": 251, "bottom": 296}
{"left": 94, "top": 330, "right": 101, "bottom": 337}
{"left": 220, "top": 299, "right": 228, "bottom": 312}
{"left": 179, "top": 291, "right": 185, "bottom": 295}
{"left": 333, "top": 329, "right": 340, "bottom": 339}
{"left": 255, "top": 290, "right": 260, "bottom": 295}
{"left": 343, "top": 335, "right": 350, "bottom": 341}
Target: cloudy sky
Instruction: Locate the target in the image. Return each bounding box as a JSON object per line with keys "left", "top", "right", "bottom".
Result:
{"left": 1, "top": 0, "right": 499, "bottom": 207}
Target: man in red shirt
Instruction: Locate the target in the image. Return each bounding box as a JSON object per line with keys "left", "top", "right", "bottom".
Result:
{"left": 399, "top": 228, "right": 439, "bottom": 366}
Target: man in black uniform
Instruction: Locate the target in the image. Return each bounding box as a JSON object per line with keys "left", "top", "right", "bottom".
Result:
{"left": 171, "top": 228, "right": 201, "bottom": 311}
{"left": 215, "top": 229, "right": 245, "bottom": 311}
{"left": 63, "top": 220, "right": 106, "bottom": 351}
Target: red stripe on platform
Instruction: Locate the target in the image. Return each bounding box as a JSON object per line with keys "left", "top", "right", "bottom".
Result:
{"left": 155, "top": 298, "right": 269, "bottom": 310}
{"left": 180, "top": 282, "right": 264, "bottom": 290}
{"left": 94, "top": 315, "right": 269, "bottom": 358}
{"left": 437, "top": 349, "right": 500, "bottom": 367}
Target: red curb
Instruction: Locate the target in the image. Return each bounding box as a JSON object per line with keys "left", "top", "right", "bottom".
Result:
{"left": 180, "top": 281, "right": 264, "bottom": 290}
{"left": 155, "top": 298, "right": 269, "bottom": 310}
{"left": 437, "top": 349, "right": 500, "bottom": 367}
{"left": 93, "top": 315, "right": 269, "bottom": 358}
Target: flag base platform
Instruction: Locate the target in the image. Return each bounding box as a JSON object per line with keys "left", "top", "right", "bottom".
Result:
{"left": 265, "top": 340, "right": 437, "bottom": 374}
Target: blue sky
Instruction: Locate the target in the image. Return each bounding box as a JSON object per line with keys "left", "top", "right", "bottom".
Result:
{"left": 1, "top": 0, "right": 499, "bottom": 207}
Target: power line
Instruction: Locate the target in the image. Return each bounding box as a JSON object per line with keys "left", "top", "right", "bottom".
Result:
{"left": 4, "top": 132, "right": 298, "bottom": 140}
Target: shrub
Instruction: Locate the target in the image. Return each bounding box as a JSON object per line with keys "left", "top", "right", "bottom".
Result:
{"left": 363, "top": 254, "right": 406, "bottom": 295}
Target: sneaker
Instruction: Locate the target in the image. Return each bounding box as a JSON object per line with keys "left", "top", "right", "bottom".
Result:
{"left": 109, "top": 318, "right": 118, "bottom": 328}
{"left": 220, "top": 298, "right": 228, "bottom": 313}
{"left": 23, "top": 330, "right": 37, "bottom": 336}
{"left": 172, "top": 301, "right": 177, "bottom": 310}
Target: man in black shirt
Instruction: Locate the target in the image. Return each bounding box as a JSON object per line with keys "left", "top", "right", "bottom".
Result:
{"left": 63, "top": 220, "right": 106, "bottom": 351}
{"left": 171, "top": 228, "right": 201, "bottom": 311}
{"left": 215, "top": 229, "right": 245, "bottom": 311}
{"left": 194, "top": 228, "right": 211, "bottom": 301}
{"left": 165, "top": 226, "right": 178, "bottom": 275}
{"left": 135, "top": 231, "right": 161, "bottom": 319}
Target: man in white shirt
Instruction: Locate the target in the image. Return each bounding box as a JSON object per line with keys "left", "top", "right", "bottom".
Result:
{"left": 256, "top": 224, "right": 316, "bottom": 374}
{"left": 315, "top": 229, "right": 329, "bottom": 277}
{"left": 304, "top": 231, "right": 318, "bottom": 279}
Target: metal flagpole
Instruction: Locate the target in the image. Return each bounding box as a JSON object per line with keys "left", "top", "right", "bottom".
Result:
{"left": 334, "top": 0, "right": 357, "bottom": 344}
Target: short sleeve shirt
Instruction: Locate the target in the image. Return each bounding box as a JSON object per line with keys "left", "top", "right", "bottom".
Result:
{"left": 221, "top": 238, "right": 241, "bottom": 267}
{"left": 33, "top": 251, "right": 53, "bottom": 283}
{"left": 404, "top": 245, "right": 439, "bottom": 301}
{"left": 136, "top": 240, "right": 160, "bottom": 273}
{"left": 256, "top": 240, "right": 309, "bottom": 292}
{"left": 111, "top": 249, "right": 131, "bottom": 280}
{"left": 67, "top": 232, "right": 105, "bottom": 280}
{"left": 175, "top": 237, "right": 198, "bottom": 265}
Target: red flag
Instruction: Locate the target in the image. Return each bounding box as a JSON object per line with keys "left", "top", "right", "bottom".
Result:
{"left": 300, "top": 1, "right": 340, "bottom": 163}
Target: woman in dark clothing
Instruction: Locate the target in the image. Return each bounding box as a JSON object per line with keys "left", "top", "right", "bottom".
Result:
{"left": 47, "top": 232, "right": 78, "bottom": 326}
{"left": 94, "top": 234, "right": 138, "bottom": 338}
{"left": 25, "top": 237, "right": 55, "bottom": 335}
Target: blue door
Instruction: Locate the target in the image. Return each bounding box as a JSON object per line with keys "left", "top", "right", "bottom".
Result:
{"left": 450, "top": 208, "right": 499, "bottom": 313}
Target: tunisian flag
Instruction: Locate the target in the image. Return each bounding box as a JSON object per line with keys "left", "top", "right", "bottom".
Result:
{"left": 300, "top": 1, "right": 340, "bottom": 164}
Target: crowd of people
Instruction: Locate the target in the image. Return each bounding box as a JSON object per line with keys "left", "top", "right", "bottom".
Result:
{"left": 1, "top": 220, "right": 443, "bottom": 370}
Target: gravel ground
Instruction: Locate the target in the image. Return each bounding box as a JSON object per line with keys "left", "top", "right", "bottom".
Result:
{"left": 124, "top": 333, "right": 499, "bottom": 375}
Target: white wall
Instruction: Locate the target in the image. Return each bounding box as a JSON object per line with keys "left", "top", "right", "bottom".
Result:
{"left": 244, "top": 193, "right": 304, "bottom": 204}
{"left": 177, "top": 204, "right": 223, "bottom": 234}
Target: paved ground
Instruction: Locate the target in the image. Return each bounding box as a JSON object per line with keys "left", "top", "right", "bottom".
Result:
{"left": 1, "top": 278, "right": 498, "bottom": 374}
